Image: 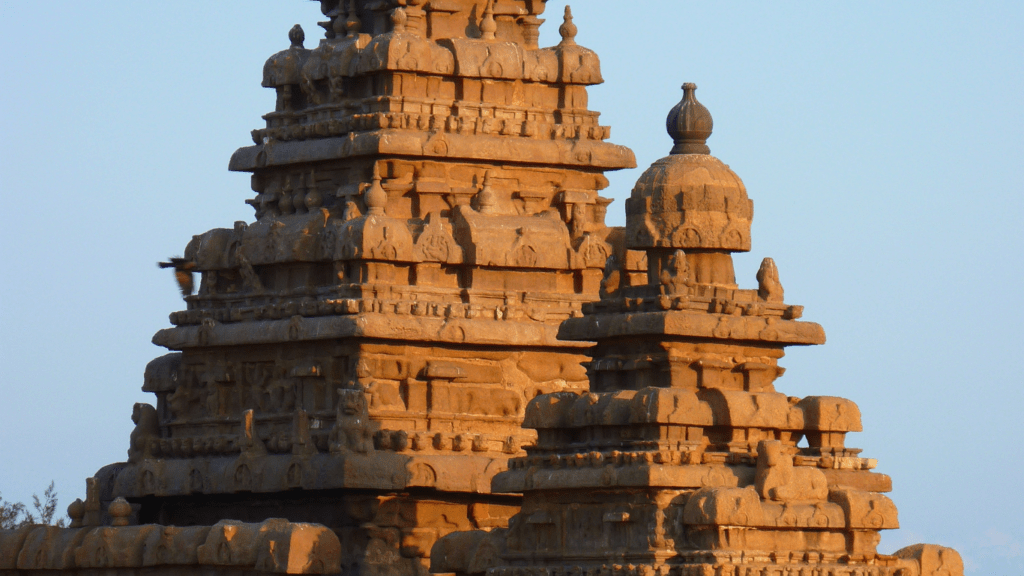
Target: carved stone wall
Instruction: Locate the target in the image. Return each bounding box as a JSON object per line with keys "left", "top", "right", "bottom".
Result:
{"left": 0, "top": 2, "right": 635, "bottom": 576}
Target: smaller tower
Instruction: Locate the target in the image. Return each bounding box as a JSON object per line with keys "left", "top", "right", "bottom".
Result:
{"left": 430, "top": 84, "right": 964, "bottom": 576}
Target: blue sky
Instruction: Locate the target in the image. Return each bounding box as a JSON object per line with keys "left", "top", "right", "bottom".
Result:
{"left": 1, "top": 2, "right": 1021, "bottom": 573}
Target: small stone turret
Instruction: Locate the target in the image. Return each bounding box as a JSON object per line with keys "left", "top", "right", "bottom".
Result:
{"left": 627, "top": 84, "right": 752, "bottom": 289}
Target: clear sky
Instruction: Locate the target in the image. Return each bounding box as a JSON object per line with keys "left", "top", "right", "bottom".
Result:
{"left": 1, "top": 1, "right": 1021, "bottom": 573}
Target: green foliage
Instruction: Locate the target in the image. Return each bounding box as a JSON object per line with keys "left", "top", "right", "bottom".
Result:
{"left": 0, "top": 482, "right": 67, "bottom": 529}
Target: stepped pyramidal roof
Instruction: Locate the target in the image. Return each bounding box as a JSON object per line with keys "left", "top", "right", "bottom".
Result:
{"left": 0, "top": 2, "right": 961, "bottom": 576}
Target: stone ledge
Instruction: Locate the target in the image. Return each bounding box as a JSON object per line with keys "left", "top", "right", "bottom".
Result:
{"left": 0, "top": 518, "right": 340, "bottom": 574}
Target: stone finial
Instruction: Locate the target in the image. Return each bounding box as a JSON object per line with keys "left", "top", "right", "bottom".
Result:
{"left": 67, "top": 498, "right": 85, "bottom": 528}
{"left": 330, "top": 4, "right": 346, "bottom": 38}
{"left": 667, "top": 83, "right": 713, "bottom": 155}
{"left": 109, "top": 497, "right": 132, "bottom": 527}
{"left": 480, "top": 0, "right": 497, "bottom": 40}
{"left": 365, "top": 164, "right": 387, "bottom": 215}
{"left": 392, "top": 7, "right": 408, "bottom": 34}
{"left": 288, "top": 24, "right": 305, "bottom": 49}
{"left": 304, "top": 169, "right": 323, "bottom": 210}
{"left": 558, "top": 5, "right": 577, "bottom": 46}
{"left": 478, "top": 171, "right": 498, "bottom": 214}
{"left": 345, "top": 0, "right": 362, "bottom": 37}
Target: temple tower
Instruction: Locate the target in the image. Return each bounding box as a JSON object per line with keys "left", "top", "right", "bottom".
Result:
{"left": 430, "top": 86, "right": 963, "bottom": 576}
{"left": 99, "top": 1, "right": 633, "bottom": 574}
{"left": 0, "top": 4, "right": 962, "bottom": 576}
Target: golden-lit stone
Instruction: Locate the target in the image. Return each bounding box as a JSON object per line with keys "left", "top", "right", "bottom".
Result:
{"left": 0, "top": 3, "right": 960, "bottom": 576}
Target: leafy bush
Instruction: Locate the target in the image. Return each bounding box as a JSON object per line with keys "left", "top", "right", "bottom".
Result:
{"left": 0, "top": 482, "right": 67, "bottom": 529}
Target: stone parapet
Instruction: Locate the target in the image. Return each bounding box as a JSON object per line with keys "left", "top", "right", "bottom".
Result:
{"left": 0, "top": 518, "right": 341, "bottom": 575}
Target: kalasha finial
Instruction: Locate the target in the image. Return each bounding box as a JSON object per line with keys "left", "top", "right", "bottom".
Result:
{"left": 345, "top": 0, "right": 362, "bottom": 37}
{"left": 67, "top": 498, "right": 85, "bottom": 528}
{"left": 478, "top": 171, "right": 498, "bottom": 214}
{"left": 559, "top": 5, "right": 577, "bottom": 46}
{"left": 392, "top": 7, "right": 408, "bottom": 33}
{"left": 365, "top": 163, "right": 387, "bottom": 215}
{"left": 666, "top": 83, "right": 713, "bottom": 155}
{"left": 480, "top": 0, "right": 497, "bottom": 40}
{"left": 288, "top": 24, "right": 305, "bottom": 49}
{"left": 330, "top": 4, "right": 346, "bottom": 38}
{"left": 109, "top": 497, "right": 132, "bottom": 527}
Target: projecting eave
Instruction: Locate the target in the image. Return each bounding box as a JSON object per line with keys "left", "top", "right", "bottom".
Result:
{"left": 558, "top": 310, "right": 826, "bottom": 347}
{"left": 229, "top": 129, "right": 636, "bottom": 172}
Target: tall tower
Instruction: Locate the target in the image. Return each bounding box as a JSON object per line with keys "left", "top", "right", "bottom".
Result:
{"left": 0, "top": 4, "right": 962, "bottom": 576}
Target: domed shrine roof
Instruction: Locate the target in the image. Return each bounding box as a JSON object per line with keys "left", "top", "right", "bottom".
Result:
{"left": 263, "top": 24, "right": 310, "bottom": 87}
{"left": 626, "top": 84, "right": 752, "bottom": 252}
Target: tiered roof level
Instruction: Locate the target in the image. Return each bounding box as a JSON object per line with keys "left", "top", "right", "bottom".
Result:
{"left": 57, "top": 2, "right": 635, "bottom": 575}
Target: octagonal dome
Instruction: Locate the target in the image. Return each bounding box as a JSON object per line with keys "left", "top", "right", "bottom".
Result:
{"left": 625, "top": 84, "right": 752, "bottom": 252}
{"left": 625, "top": 153, "right": 752, "bottom": 251}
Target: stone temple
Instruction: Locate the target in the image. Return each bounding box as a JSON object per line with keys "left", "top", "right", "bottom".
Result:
{"left": 0, "top": 2, "right": 962, "bottom": 576}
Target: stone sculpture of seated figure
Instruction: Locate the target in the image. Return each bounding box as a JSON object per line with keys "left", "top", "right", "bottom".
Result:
{"left": 755, "top": 439, "right": 828, "bottom": 502}
{"left": 329, "top": 388, "right": 374, "bottom": 454}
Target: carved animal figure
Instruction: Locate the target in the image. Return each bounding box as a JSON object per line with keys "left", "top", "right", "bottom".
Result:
{"left": 341, "top": 199, "right": 362, "bottom": 222}
{"left": 599, "top": 255, "right": 621, "bottom": 298}
{"left": 329, "top": 389, "right": 374, "bottom": 453}
{"left": 128, "top": 403, "right": 160, "bottom": 463}
{"left": 756, "top": 257, "right": 784, "bottom": 302}
{"left": 755, "top": 439, "right": 828, "bottom": 502}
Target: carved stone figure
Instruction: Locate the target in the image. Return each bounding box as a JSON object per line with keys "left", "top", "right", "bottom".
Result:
{"left": 127, "top": 403, "right": 159, "bottom": 464}
{"left": 757, "top": 256, "right": 785, "bottom": 302}
{"left": 659, "top": 248, "right": 694, "bottom": 296}
{"left": 755, "top": 439, "right": 828, "bottom": 502}
{"left": 329, "top": 389, "right": 373, "bottom": 454}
